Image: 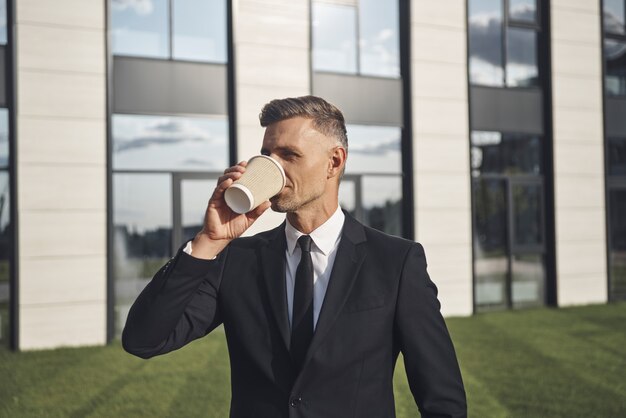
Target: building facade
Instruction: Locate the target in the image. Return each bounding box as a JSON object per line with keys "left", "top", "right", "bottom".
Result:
{"left": 0, "top": 0, "right": 624, "bottom": 350}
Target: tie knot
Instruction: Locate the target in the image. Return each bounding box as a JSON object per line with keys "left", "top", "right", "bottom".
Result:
{"left": 297, "top": 235, "right": 312, "bottom": 253}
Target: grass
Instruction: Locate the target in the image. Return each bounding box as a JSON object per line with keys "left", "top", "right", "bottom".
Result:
{"left": 1, "top": 303, "right": 625, "bottom": 417}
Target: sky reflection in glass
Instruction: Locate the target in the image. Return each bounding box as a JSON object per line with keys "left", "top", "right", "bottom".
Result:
{"left": 111, "top": 0, "right": 169, "bottom": 58}
{"left": 469, "top": 0, "right": 504, "bottom": 86}
{"left": 508, "top": 0, "right": 536, "bottom": 23}
{"left": 113, "top": 114, "right": 228, "bottom": 172}
{"left": 506, "top": 28, "right": 538, "bottom": 87}
{"left": 312, "top": 2, "right": 357, "bottom": 73}
{"left": 173, "top": 0, "right": 227, "bottom": 63}
{"left": 345, "top": 125, "right": 401, "bottom": 174}
{"left": 359, "top": 0, "right": 400, "bottom": 77}
{"left": 605, "top": 0, "right": 625, "bottom": 34}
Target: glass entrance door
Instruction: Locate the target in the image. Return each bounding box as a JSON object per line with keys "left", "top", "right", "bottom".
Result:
{"left": 473, "top": 175, "right": 546, "bottom": 311}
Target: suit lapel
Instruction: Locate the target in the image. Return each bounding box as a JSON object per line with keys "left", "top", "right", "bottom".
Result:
{"left": 260, "top": 223, "right": 291, "bottom": 352}
{"left": 296, "top": 213, "right": 367, "bottom": 380}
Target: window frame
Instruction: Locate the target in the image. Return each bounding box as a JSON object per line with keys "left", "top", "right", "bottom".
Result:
{"left": 468, "top": 0, "right": 543, "bottom": 89}
{"left": 311, "top": 0, "right": 401, "bottom": 79}
{"left": 603, "top": 0, "right": 626, "bottom": 97}
{"left": 110, "top": 0, "right": 228, "bottom": 64}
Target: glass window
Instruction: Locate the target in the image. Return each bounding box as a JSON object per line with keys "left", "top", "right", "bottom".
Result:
{"left": 345, "top": 125, "right": 401, "bottom": 174}
{"left": 181, "top": 178, "right": 215, "bottom": 243}
{"left": 359, "top": 0, "right": 400, "bottom": 77}
{"left": 471, "top": 131, "right": 542, "bottom": 176}
{"left": 473, "top": 178, "right": 508, "bottom": 310}
{"left": 0, "top": 109, "right": 7, "bottom": 168}
{"left": 605, "top": 0, "right": 625, "bottom": 35}
{"left": 469, "top": 0, "right": 505, "bottom": 86}
{"left": 113, "top": 174, "right": 172, "bottom": 336}
{"left": 0, "top": 0, "right": 6, "bottom": 45}
{"left": 511, "top": 254, "right": 544, "bottom": 307}
{"left": 506, "top": 28, "right": 538, "bottom": 87}
{"left": 512, "top": 183, "right": 542, "bottom": 246}
{"left": 362, "top": 176, "right": 402, "bottom": 236}
{"left": 0, "top": 171, "right": 9, "bottom": 347}
{"left": 111, "top": 0, "right": 170, "bottom": 58}
{"left": 340, "top": 124, "right": 403, "bottom": 236}
{"left": 312, "top": 2, "right": 357, "bottom": 74}
{"left": 609, "top": 189, "right": 626, "bottom": 301}
{"left": 508, "top": 0, "right": 537, "bottom": 24}
{"left": 172, "top": 0, "right": 227, "bottom": 63}
{"left": 605, "top": 39, "right": 626, "bottom": 96}
{"left": 112, "top": 114, "right": 229, "bottom": 172}
{"left": 608, "top": 138, "right": 626, "bottom": 176}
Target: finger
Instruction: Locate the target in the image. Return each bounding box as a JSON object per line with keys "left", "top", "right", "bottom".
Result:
{"left": 216, "top": 171, "right": 243, "bottom": 185}
{"left": 210, "top": 177, "right": 234, "bottom": 203}
{"left": 223, "top": 165, "right": 246, "bottom": 175}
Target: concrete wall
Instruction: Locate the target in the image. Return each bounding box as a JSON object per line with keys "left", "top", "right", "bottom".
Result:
{"left": 411, "top": 1, "right": 473, "bottom": 316}
{"left": 550, "top": 0, "right": 607, "bottom": 305}
{"left": 233, "top": 0, "right": 311, "bottom": 235}
{"left": 16, "top": 0, "right": 107, "bottom": 349}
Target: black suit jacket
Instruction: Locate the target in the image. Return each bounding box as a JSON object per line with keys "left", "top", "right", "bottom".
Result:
{"left": 122, "top": 213, "right": 467, "bottom": 418}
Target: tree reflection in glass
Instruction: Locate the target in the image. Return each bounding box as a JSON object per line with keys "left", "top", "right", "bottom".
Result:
{"left": 610, "top": 190, "right": 626, "bottom": 301}
{"left": 113, "top": 174, "right": 172, "bottom": 336}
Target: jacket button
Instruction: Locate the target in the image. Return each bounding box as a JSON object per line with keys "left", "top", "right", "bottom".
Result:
{"left": 289, "top": 397, "right": 302, "bottom": 407}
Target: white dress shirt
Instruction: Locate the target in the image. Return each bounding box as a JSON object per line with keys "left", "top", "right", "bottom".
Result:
{"left": 284, "top": 206, "right": 345, "bottom": 330}
{"left": 183, "top": 206, "right": 345, "bottom": 330}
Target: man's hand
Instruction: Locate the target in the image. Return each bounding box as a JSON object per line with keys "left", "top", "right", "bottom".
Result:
{"left": 191, "top": 161, "right": 271, "bottom": 259}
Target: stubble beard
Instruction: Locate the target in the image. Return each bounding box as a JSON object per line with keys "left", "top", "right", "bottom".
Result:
{"left": 270, "top": 188, "right": 324, "bottom": 213}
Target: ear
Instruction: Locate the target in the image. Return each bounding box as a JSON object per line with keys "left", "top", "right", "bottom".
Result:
{"left": 328, "top": 146, "right": 347, "bottom": 179}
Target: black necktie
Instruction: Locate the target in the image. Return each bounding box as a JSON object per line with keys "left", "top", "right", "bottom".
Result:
{"left": 291, "top": 235, "right": 314, "bottom": 372}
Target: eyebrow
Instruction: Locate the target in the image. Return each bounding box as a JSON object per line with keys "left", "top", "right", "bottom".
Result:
{"left": 260, "top": 145, "right": 302, "bottom": 156}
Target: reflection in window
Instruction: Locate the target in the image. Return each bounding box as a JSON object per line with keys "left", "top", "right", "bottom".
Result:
{"left": 0, "top": 171, "right": 9, "bottom": 346}
{"left": 0, "top": 109, "right": 8, "bottom": 168}
{"left": 473, "top": 178, "right": 508, "bottom": 310}
{"left": 113, "top": 174, "right": 172, "bottom": 336}
{"left": 181, "top": 178, "right": 216, "bottom": 244}
{"left": 340, "top": 124, "right": 403, "bottom": 236}
{"left": 359, "top": 0, "right": 400, "bottom": 77}
{"left": 471, "top": 131, "right": 542, "bottom": 176}
{"left": 113, "top": 114, "right": 229, "bottom": 172}
{"left": 506, "top": 28, "right": 538, "bottom": 87}
{"left": 111, "top": 0, "right": 169, "bottom": 58}
{"left": 608, "top": 138, "right": 626, "bottom": 175}
{"left": 312, "top": 0, "right": 400, "bottom": 77}
{"left": 609, "top": 190, "right": 626, "bottom": 301}
{"left": 312, "top": 2, "right": 357, "bottom": 74}
{"left": 605, "top": 39, "right": 626, "bottom": 96}
{"left": 172, "top": 0, "right": 227, "bottom": 63}
{"left": 508, "top": 0, "right": 537, "bottom": 23}
{"left": 511, "top": 254, "right": 544, "bottom": 307}
{"left": 345, "top": 125, "right": 401, "bottom": 174}
{"left": 604, "top": 0, "right": 625, "bottom": 35}
{"left": 512, "top": 183, "right": 542, "bottom": 246}
{"left": 469, "top": 0, "right": 504, "bottom": 86}
{"left": 362, "top": 176, "right": 402, "bottom": 236}
{"left": 0, "top": 0, "right": 6, "bottom": 45}
{"left": 469, "top": 0, "right": 540, "bottom": 87}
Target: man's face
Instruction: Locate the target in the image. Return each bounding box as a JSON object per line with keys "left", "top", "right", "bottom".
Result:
{"left": 261, "top": 117, "right": 335, "bottom": 213}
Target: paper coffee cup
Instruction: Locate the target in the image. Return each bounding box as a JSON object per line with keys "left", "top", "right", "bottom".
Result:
{"left": 224, "top": 155, "right": 286, "bottom": 214}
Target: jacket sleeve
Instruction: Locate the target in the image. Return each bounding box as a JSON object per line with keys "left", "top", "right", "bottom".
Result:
{"left": 121, "top": 244, "right": 227, "bottom": 359}
{"left": 394, "top": 243, "right": 467, "bottom": 418}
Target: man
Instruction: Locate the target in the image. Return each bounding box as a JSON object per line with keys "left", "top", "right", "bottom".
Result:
{"left": 122, "top": 96, "right": 467, "bottom": 418}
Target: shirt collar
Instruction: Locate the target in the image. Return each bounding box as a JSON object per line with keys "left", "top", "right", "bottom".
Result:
{"left": 285, "top": 206, "right": 345, "bottom": 256}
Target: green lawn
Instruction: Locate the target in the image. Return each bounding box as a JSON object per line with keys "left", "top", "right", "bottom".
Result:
{"left": 1, "top": 303, "right": 625, "bottom": 417}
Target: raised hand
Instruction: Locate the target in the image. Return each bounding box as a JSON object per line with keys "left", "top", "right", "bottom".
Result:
{"left": 191, "top": 161, "right": 271, "bottom": 259}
